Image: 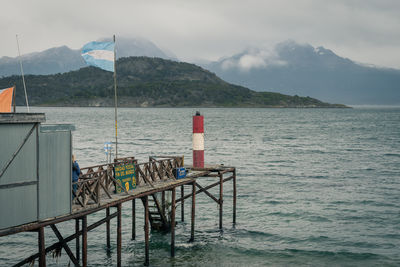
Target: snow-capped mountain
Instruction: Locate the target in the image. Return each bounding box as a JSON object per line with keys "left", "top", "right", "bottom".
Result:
{"left": 203, "top": 40, "right": 400, "bottom": 105}
{"left": 0, "top": 37, "right": 174, "bottom": 77}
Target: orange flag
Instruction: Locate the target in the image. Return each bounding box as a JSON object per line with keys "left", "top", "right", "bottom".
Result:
{"left": 0, "top": 87, "right": 14, "bottom": 113}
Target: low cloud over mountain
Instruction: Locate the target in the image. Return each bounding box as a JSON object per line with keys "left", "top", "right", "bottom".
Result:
{"left": 204, "top": 40, "right": 400, "bottom": 105}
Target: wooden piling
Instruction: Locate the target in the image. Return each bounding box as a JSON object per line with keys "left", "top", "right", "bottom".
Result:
{"left": 181, "top": 185, "right": 184, "bottom": 222}
{"left": 219, "top": 172, "right": 223, "bottom": 230}
{"left": 117, "top": 203, "right": 122, "bottom": 267}
{"left": 75, "top": 218, "right": 80, "bottom": 262}
{"left": 106, "top": 207, "right": 110, "bottom": 250}
{"left": 144, "top": 196, "right": 149, "bottom": 266}
{"left": 38, "top": 227, "right": 46, "bottom": 267}
{"left": 132, "top": 199, "right": 136, "bottom": 240}
{"left": 171, "top": 187, "right": 176, "bottom": 257}
{"left": 233, "top": 168, "right": 236, "bottom": 225}
{"left": 190, "top": 181, "right": 195, "bottom": 242}
{"left": 82, "top": 216, "right": 87, "bottom": 267}
{"left": 162, "top": 191, "right": 166, "bottom": 215}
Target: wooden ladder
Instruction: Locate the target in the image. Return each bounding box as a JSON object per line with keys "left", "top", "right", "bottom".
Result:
{"left": 143, "top": 193, "right": 170, "bottom": 231}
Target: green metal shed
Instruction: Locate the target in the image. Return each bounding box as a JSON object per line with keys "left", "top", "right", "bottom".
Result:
{"left": 0, "top": 113, "right": 73, "bottom": 229}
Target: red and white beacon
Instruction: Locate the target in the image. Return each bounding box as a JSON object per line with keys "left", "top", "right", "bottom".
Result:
{"left": 193, "top": 111, "right": 204, "bottom": 168}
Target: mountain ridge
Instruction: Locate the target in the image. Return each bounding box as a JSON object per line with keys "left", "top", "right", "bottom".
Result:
{"left": 2, "top": 38, "right": 397, "bottom": 105}
{"left": 0, "top": 37, "right": 174, "bottom": 77}
{"left": 0, "top": 56, "right": 346, "bottom": 108}
{"left": 203, "top": 40, "right": 400, "bottom": 105}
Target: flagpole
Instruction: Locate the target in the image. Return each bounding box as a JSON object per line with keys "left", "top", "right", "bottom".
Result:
{"left": 113, "top": 35, "right": 118, "bottom": 158}
{"left": 12, "top": 85, "right": 16, "bottom": 113}
{"left": 16, "top": 34, "right": 30, "bottom": 112}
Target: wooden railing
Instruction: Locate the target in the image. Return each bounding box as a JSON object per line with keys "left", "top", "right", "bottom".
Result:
{"left": 73, "top": 156, "right": 184, "bottom": 208}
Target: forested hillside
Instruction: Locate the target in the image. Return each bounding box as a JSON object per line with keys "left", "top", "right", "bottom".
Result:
{"left": 0, "top": 57, "right": 346, "bottom": 108}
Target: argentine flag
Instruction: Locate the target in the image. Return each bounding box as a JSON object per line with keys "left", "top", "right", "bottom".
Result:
{"left": 81, "top": 41, "right": 115, "bottom": 72}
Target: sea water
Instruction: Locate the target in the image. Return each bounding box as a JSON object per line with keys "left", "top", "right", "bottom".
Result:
{"left": 0, "top": 107, "right": 399, "bottom": 266}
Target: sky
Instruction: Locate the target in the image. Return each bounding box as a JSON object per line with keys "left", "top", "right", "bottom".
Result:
{"left": 1, "top": 0, "right": 400, "bottom": 69}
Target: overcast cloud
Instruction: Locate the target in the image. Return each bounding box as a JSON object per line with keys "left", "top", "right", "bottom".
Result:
{"left": 1, "top": 0, "right": 400, "bottom": 68}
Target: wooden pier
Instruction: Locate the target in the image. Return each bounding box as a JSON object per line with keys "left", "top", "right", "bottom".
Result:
{"left": 0, "top": 156, "right": 236, "bottom": 266}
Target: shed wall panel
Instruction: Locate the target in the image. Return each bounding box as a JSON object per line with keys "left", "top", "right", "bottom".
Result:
{"left": 0, "top": 184, "right": 37, "bottom": 229}
{"left": 39, "top": 131, "right": 72, "bottom": 220}
{"left": 0, "top": 123, "right": 38, "bottom": 229}
{"left": 0, "top": 124, "right": 37, "bottom": 185}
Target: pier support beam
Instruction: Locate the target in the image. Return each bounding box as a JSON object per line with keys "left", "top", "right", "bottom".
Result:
{"left": 75, "top": 218, "right": 80, "bottom": 263}
{"left": 144, "top": 196, "right": 149, "bottom": 266}
{"left": 190, "top": 181, "right": 196, "bottom": 242}
{"left": 117, "top": 203, "right": 122, "bottom": 267}
{"left": 50, "top": 224, "right": 79, "bottom": 266}
{"left": 162, "top": 191, "right": 166, "bottom": 215}
{"left": 233, "top": 168, "right": 236, "bottom": 225}
{"left": 38, "top": 227, "right": 46, "bottom": 267}
{"left": 171, "top": 187, "right": 176, "bottom": 257}
{"left": 82, "top": 216, "right": 87, "bottom": 267}
{"left": 219, "top": 172, "right": 223, "bottom": 230}
{"left": 181, "top": 185, "right": 184, "bottom": 222}
{"left": 132, "top": 199, "right": 136, "bottom": 240}
{"left": 13, "top": 211, "right": 118, "bottom": 267}
{"left": 106, "top": 208, "right": 111, "bottom": 250}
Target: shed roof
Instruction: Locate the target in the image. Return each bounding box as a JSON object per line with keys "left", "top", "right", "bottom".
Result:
{"left": 0, "top": 113, "right": 46, "bottom": 124}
